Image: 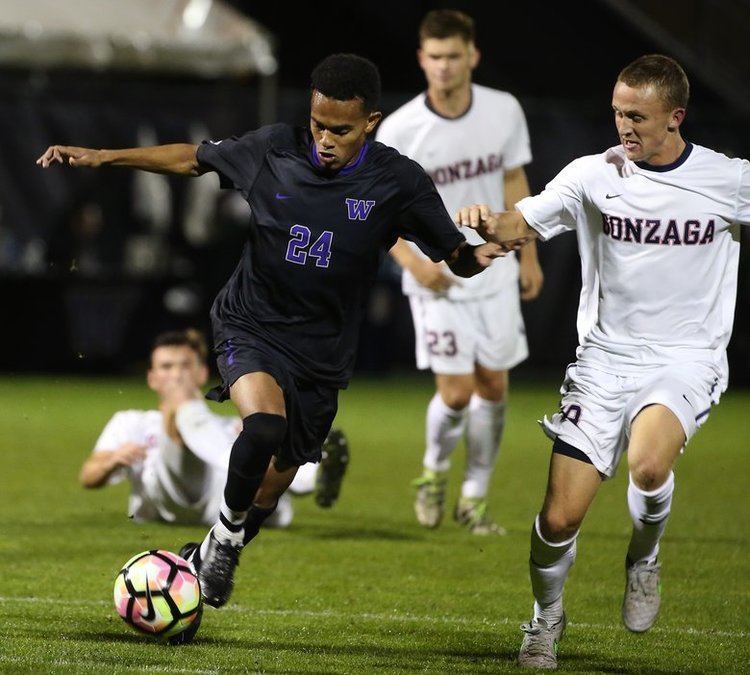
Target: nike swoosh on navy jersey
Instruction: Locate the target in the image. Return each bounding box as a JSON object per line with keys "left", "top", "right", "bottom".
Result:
{"left": 275, "top": 193, "right": 293, "bottom": 200}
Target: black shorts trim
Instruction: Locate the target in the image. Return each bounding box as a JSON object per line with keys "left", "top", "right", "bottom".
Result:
{"left": 552, "top": 437, "right": 594, "bottom": 466}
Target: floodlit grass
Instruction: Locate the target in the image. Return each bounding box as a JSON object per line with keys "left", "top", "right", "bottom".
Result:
{"left": 0, "top": 375, "right": 748, "bottom": 673}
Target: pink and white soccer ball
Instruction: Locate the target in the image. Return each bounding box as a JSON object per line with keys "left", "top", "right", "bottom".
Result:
{"left": 113, "top": 550, "right": 201, "bottom": 639}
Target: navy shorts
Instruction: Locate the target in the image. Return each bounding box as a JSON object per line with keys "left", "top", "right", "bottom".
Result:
{"left": 207, "top": 334, "right": 339, "bottom": 467}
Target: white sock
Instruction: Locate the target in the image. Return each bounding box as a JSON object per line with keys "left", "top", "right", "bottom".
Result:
{"left": 529, "top": 515, "right": 577, "bottom": 624}
{"left": 462, "top": 395, "right": 505, "bottom": 499}
{"left": 422, "top": 393, "right": 467, "bottom": 473}
{"left": 627, "top": 471, "right": 674, "bottom": 565}
{"left": 201, "top": 498, "right": 245, "bottom": 556}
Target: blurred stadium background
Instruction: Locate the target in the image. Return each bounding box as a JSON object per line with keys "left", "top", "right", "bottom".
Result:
{"left": 0, "top": 0, "right": 747, "bottom": 383}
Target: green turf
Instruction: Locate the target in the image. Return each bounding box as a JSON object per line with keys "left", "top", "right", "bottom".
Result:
{"left": 0, "top": 375, "right": 748, "bottom": 673}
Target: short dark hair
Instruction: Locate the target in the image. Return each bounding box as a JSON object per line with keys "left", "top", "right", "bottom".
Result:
{"left": 151, "top": 329, "right": 208, "bottom": 364}
{"left": 419, "top": 9, "right": 475, "bottom": 44}
{"left": 310, "top": 53, "right": 381, "bottom": 112}
{"left": 618, "top": 54, "right": 689, "bottom": 110}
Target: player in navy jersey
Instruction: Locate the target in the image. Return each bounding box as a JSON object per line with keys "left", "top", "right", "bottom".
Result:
{"left": 37, "top": 53, "right": 502, "bottom": 609}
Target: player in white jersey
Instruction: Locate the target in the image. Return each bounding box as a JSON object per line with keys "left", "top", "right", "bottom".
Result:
{"left": 456, "top": 54, "right": 749, "bottom": 669}
{"left": 79, "top": 329, "right": 329, "bottom": 528}
{"left": 376, "top": 10, "right": 544, "bottom": 535}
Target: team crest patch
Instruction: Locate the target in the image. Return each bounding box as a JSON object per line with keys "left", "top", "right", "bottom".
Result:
{"left": 345, "top": 198, "right": 375, "bottom": 221}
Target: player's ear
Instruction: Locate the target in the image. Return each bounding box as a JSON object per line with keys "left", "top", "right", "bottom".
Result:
{"left": 667, "top": 107, "right": 686, "bottom": 132}
{"left": 469, "top": 43, "right": 480, "bottom": 69}
{"left": 198, "top": 364, "right": 209, "bottom": 387}
{"left": 365, "top": 111, "right": 382, "bottom": 134}
{"left": 416, "top": 47, "right": 426, "bottom": 70}
{"left": 146, "top": 368, "right": 158, "bottom": 392}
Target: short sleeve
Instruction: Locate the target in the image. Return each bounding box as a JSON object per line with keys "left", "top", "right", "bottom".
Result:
{"left": 516, "top": 158, "right": 587, "bottom": 241}
{"left": 394, "top": 160, "right": 465, "bottom": 261}
{"left": 736, "top": 159, "right": 750, "bottom": 226}
{"left": 92, "top": 412, "right": 132, "bottom": 485}
{"left": 196, "top": 127, "right": 271, "bottom": 192}
{"left": 503, "top": 96, "right": 532, "bottom": 170}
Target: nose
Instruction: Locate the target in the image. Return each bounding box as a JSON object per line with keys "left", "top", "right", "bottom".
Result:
{"left": 617, "top": 117, "right": 632, "bottom": 137}
{"left": 320, "top": 130, "right": 335, "bottom": 148}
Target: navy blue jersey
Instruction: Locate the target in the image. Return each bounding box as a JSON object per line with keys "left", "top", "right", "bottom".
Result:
{"left": 197, "top": 123, "right": 464, "bottom": 387}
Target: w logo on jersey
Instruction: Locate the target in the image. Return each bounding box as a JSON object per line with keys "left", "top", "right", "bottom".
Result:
{"left": 345, "top": 198, "right": 376, "bottom": 221}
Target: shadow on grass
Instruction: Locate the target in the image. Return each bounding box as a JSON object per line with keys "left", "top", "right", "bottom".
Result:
{"left": 580, "top": 530, "right": 750, "bottom": 548}
{"left": 283, "top": 524, "right": 426, "bottom": 542}
{"left": 563, "top": 650, "right": 708, "bottom": 674}
{"left": 74, "top": 628, "right": 517, "bottom": 671}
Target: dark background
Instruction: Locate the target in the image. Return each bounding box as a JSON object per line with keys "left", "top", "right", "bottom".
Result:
{"left": 1, "top": 1, "right": 747, "bottom": 383}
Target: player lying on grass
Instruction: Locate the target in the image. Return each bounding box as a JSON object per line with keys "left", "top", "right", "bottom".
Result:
{"left": 39, "top": 53, "right": 501, "bottom": 609}
{"left": 456, "top": 54, "right": 749, "bottom": 670}
{"left": 80, "top": 329, "right": 350, "bottom": 528}
{"left": 377, "top": 9, "right": 543, "bottom": 536}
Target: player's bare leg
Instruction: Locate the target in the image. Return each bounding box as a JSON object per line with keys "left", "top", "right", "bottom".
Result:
{"left": 519, "top": 452, "right": 601, "bottom": 670}
{"left": 622, "top": 404, "right": 684, "bottom": 632}
{"left": 457, "top": 365, "right": 507, "bottom": 534}
{"left": 413, "top": 373, "right": 472, "bottom": 527}
{"left": 189, "top": 372, "right": 287, "bottom": 607}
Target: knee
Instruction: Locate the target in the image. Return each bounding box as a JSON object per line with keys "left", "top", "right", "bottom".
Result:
{"left": 539, "top": 509, "right": 581, "bottom": 543}
{"left": 629, "top": 458, "right": 671, "bottom": 492}
{"left": 439, "top": 385, "right": 472, "bottom": 410}
{"left": 231, "top": 413, "right": 287, "bottom": 476}
{"left": 241, "top": 412, "right": 287, "bottom": 447}
{"left": 474, "top": 371, "right": 507, "bottom": 402}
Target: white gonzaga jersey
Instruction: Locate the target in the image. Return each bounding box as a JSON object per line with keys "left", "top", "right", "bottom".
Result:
{"left": 517, "top": 143, "right": 750, "bottom": 389}
{"left": 93, "top": 406, "right": 238, "bottom": 524}
{"left": 377, "top": 84, "right": 532, "bottom": 299}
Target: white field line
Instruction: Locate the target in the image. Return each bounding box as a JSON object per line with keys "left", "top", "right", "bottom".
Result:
{"left": 0, "top": 595, "right": 746, "bottom": 640}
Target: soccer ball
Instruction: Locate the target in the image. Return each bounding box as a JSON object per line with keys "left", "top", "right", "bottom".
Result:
{"left": 113, "top": 550, "right": 202, "bottom": 641}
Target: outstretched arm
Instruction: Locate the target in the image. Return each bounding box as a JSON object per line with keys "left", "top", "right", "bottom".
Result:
{"left": 36, "top": 143, "right": 204, "bottom": 176}
{"left": 445, "top": 241, "right": 504, "bottom": 278}
{"left": 455, "top": 204, "right": 537, "bottom": 251}
{"left": 79, "top": 443, "right": 147, "bottom": 488}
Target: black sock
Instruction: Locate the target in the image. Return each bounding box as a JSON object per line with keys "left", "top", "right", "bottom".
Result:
{"left": 223, "top": 413, "right": 287, "bottom": 512}
{"left": 243, "top": 504, "right": 278, "bottom": 545}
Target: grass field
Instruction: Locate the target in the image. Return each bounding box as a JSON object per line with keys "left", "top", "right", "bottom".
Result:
{"left": 0, "top": 375, "right": 748, "bottom": 673}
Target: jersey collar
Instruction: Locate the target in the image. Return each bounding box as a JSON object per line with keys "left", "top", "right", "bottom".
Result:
{"left": 634, "top": 142, "right": 693, "bottom": 172}
{"left": 423, "top": 87, "right": 474, "bottom": 121}
{"left": 309, "top": 140, "right": 369, "bottom": 175}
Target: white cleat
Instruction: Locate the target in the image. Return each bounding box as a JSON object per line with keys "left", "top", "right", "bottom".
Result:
{"left": 518, "top": 614, "right": 566, "bottom": 670}
{"left": 623, "top": 558, "right": 661, "bottom": 632}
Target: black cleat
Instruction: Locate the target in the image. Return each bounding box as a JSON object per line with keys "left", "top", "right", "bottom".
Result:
{"left": 167, "top": 604, "right": 203, "bottom": 646}
{"left": 179, "top": 542, "right": 201, "bottom": 573}
{"left": 197, "top": 530, "right": 241, "bottom": 608}
{"left": 315, "top": 428, "right": 350, "bottom": 508}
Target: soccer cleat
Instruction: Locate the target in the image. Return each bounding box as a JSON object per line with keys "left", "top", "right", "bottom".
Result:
{"left": 194, "top": 529, "right": 242, "bottom": 608}
{"left": 167, "top": 604, "right": 203, "bottom": 646}
{"left": 179, "top": 542, "right": 200, "bottom": 573}
{"left": 518, "top": 614, "right": 566, "bottom": 670}
{"left": 622, "top": 558, "right": 662, "bottom": 632}
{"left": 454, "top": 497, "right": 507, "bottom": 536}
{"left": 314, "top": 428, "right": 350, "bottom": 508}
{"left": 411, "top": 470, "right": 447, "bottom": 528}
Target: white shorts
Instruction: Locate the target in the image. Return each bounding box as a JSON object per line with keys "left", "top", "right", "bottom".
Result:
{"left": 541, "top": 362, "right": 721, "bottom": 479}
{"left": 408, "top": 287, "right": 528, "bottom": 375}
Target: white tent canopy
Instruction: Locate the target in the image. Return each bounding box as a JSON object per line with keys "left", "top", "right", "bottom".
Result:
{"left": 0, "top": 0, "right": 277, "bottom": 78}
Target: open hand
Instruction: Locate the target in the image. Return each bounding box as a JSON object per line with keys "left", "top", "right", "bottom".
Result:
{"left": 113, "top": 442, "right": 147, "bottom": 468}
{"left": 411, "top": 259, "right": 458, "bottom": 293}
{"left": 520, "top": 257, "right": 544, "bottom": 300}
{"left": 36, "top": 145, "right": 102, "bottom": 168}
